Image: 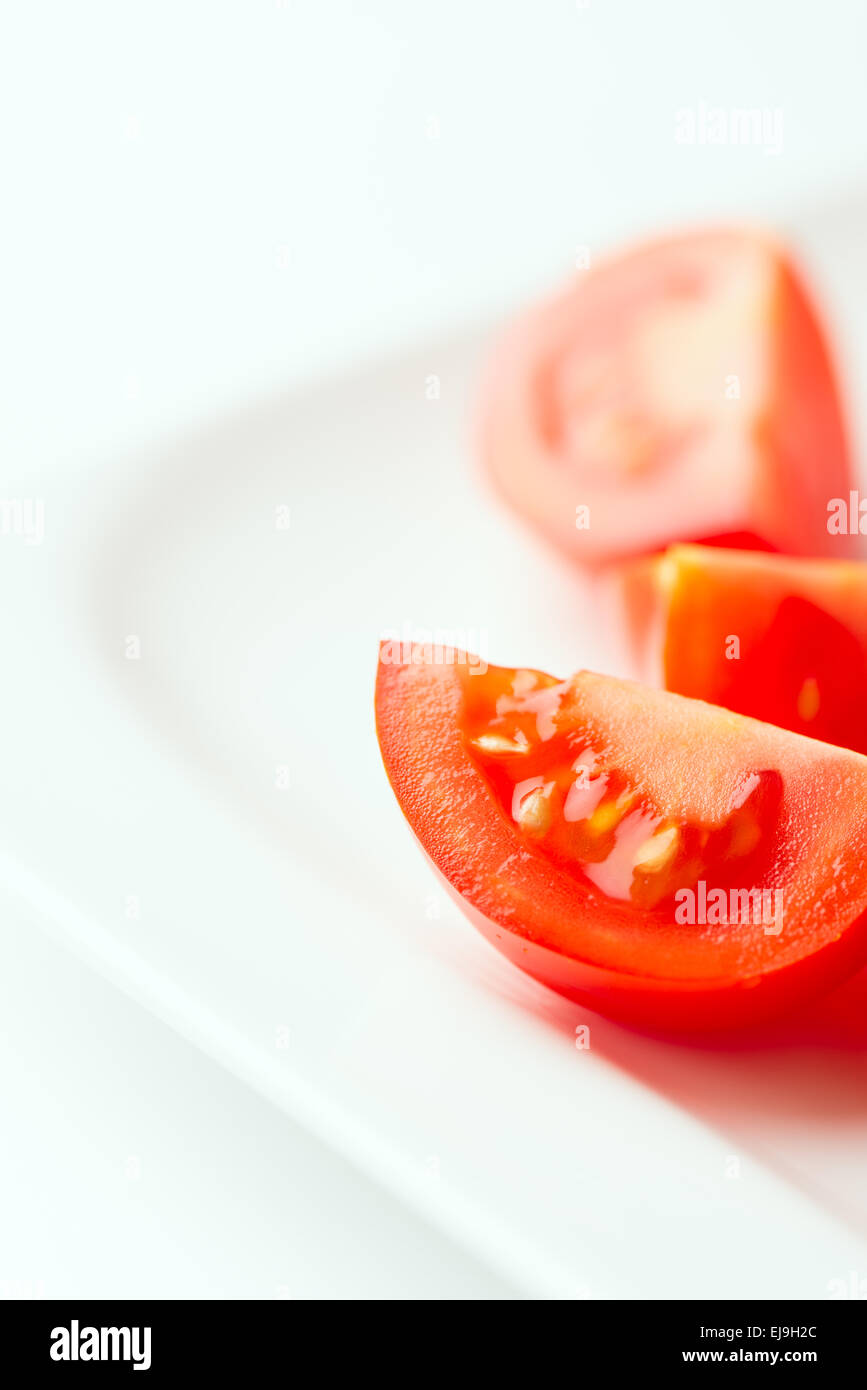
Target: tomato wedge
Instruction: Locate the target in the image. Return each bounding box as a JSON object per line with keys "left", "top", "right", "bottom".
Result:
{"left": 623, "top": 544, "right": 867, "bottom": 755}
{"left": 375, "top": 644, "right": 867, "bottom": 1030}
{"left": 480, "top": 228, "right": 855, "bottom": 566}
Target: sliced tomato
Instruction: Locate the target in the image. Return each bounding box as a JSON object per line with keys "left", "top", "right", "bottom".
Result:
{"left": 375, "top": 644, "right": 867, "bottom": 1030}
{"left": 480, "top": 228, "right": 856, "bottom": 566}
{"left": 623, "top": 544, "right": 867, "bottom": 755}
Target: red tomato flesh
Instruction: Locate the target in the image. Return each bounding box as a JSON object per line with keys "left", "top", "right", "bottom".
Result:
{"left": 624, "top": 544, "right": 867, "bottom": 755}
{"left": 376, "top": 644, "right": 867, "bottom": 1030}
{"left": 481, "top": 228, "right": 855, "bottom": 566}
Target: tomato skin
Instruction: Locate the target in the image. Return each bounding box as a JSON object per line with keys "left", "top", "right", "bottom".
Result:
{"left": 375, "top": 645, "right": 867, "bottom": 1032}
{"left": 624, "top": 545, "right": 867, "bottom": 755}
{"left": 480, "top": 228, "right": 856, "bottom": 568}
{"left": 441, "top": 872, "right": 867, "bottom": 1032}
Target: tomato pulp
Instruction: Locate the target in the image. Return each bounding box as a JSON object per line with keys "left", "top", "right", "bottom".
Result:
{"left": 623, "top": 544, "right": 867, "bottom": 755}
{"left": 480, "top": 228, "right": 855, "bottom": 566}
{"left": 376, "top": 645, "right": 867, "bottom": 1030}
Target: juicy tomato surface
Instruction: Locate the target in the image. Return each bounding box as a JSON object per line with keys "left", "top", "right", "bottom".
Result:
{"left": 623, "top": 544, "right": 867, "bottom": 755}
{"left": 480, "top": 228, "right": 855, "bottom": 567}
{"left": 375, "top": 644, "right": 867, "bottom": 1030}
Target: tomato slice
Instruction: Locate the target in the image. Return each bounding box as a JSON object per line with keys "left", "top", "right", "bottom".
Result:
{"left": 624, "top": 544, "right": 867, "bottom": 755}
{"left": 480, "top": 228, "right": 855, "bottom": 566}
{"left": 375, "top": 644, "right": 867, "bottom": 1030}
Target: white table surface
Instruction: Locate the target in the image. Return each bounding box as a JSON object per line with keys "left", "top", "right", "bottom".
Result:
{"left": 4, "top": 0, "right": 867, "bottom": 1299}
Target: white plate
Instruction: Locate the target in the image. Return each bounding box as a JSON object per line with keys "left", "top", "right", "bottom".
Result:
{"left": 5, "top": 193, "right": 867, "bottom": 1299}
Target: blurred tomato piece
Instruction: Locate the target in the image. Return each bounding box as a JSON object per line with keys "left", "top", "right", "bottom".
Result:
{"left": 481, "top": 228, "right": 855, "bottom": 566}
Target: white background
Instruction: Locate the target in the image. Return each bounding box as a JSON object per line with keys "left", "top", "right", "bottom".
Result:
{"left": 4, "top": 0, "right": 867, "bottom": 1299}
